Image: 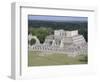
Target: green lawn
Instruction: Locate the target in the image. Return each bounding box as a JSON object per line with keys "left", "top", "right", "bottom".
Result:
{"left": 28, "top": 51, "right": 88, "bottom": 66}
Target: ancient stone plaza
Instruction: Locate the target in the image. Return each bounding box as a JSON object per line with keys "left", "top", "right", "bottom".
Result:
{"left": 28, "top": 29, "right": 87, "bottom": 56}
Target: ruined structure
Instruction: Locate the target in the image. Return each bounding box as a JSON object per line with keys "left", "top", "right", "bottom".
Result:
{"left": 28, "top": 29, "right": 87, "bottom": 56}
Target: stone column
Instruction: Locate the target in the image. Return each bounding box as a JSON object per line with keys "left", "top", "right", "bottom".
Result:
{"left": 60, "top": 40, "right": 64, "bottom": 48}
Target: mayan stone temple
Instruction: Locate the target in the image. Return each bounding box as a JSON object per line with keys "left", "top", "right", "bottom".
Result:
{"left": 28, "top": 29, "right": 87, "bottom": 57}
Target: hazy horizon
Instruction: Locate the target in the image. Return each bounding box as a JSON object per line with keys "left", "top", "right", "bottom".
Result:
{"left": 28, "top": 15, "right": 88, "bottom": 22}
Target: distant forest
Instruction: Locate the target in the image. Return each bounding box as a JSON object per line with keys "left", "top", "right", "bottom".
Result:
{"left": 28, "top": 20, "right": 88, "bottom": 43}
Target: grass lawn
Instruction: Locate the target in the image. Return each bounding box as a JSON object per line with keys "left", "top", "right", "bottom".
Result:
{"left": 28, "top": 51, "right": 88, "bottom": 66}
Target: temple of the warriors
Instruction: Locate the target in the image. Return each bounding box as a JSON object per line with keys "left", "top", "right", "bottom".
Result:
{"left": 28, "top": 29, "right": 87, "bottom": 56}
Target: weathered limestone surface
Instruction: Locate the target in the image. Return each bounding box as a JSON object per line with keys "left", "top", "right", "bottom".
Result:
{"left": 28, "top": 30, "right": 87, "bottom": 56}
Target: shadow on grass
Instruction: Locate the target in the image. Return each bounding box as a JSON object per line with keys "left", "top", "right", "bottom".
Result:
{"left": 78, "top": 55, "right": 88, "bottom": 63}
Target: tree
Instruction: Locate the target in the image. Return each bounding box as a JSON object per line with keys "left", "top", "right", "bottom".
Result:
{"left": 30, "top": 39, "right": 36, "bottom": 45}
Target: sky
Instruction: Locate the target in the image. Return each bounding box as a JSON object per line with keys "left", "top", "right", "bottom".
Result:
{"left": 28, "top": 15, "right": 88, "bottom": 22}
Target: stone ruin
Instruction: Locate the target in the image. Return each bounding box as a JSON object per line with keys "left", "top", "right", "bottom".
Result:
{"left": 28, "top": 29, "right": 87, "bottom": 57}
